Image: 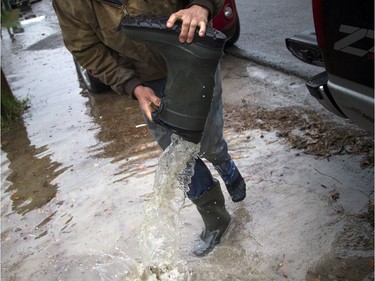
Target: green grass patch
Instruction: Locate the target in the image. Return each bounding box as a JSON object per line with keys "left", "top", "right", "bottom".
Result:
{"left": 1, "top": 93, "right": 29, "bottom": 128}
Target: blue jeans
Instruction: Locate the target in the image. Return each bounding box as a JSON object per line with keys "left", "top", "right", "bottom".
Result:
{"left": 142, "top": 66, "right": 232, "bottom": 200}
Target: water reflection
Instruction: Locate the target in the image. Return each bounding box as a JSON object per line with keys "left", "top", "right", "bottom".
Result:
{"left": 77, "top": 88, "right": 162, "bottom": 183}
{"left": 1, "top": 119, "right": 66, "bottom": 214}
{"left": 81, "top": 90, "right": 158, "bottom": 162}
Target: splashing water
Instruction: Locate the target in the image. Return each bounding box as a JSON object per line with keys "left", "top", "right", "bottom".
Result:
{"left": 137, "top": 134, "right": 200, "bottom": 280}
{"left": 92, "top": 134, "right": 200, "bottom": 280}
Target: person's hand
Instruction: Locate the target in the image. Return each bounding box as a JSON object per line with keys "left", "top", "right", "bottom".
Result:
{"left": 133, "top": 85, "right": 161, "bottom": 121}
{"left": 166, "top": 5, "right": 209, "bottom": 43}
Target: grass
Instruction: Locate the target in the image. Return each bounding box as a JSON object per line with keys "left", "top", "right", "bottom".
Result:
{"left": 1, "top": 93, "right": 29, "bottom": 128}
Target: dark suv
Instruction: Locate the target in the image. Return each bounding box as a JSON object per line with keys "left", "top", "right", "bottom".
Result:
{"left": 286, "top": 0, "right": 374, "bottom": 134}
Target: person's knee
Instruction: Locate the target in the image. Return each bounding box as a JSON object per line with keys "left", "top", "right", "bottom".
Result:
{"left": 200, "top": 142, "right": 231, "bottom": 166}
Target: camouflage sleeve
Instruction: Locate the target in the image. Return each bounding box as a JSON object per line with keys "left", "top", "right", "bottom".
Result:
{"left": 52, "top": 0, "right": 140, "bottom": 95}
{"left": 188, "top": 0, "right": 224, "bottom": 19}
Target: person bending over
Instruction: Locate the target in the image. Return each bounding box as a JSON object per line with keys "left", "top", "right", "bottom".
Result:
{"left": 53, "top": 0, "right": 246, "bottom": 256}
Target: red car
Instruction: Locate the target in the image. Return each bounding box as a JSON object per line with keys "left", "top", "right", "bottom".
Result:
{"left": 75, "top": 0, "right": 241, "bottom": 93}
{"left": 213, "top": 0, "right": 240, "bottom": 47}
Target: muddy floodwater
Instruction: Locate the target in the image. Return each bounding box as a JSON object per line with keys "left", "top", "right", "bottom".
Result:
{"left": 1, "top": 2, "right": 374, "bottom": 281}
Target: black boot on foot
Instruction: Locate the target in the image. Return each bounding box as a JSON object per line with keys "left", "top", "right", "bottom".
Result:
{"left": 226, "top": 173, "right": 246, "bottom": 202}
{"left": 192, "top": 179, "right": 231, "bottom": 257}
{"left": 215, "top": 160, "right": 246, "bottom": 202}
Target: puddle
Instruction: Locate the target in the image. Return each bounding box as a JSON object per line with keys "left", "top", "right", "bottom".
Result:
{"left": 1, "top": 1, "right": 373, "bottom": 280}
{"left": 1, "top": 119, "right": 65, "bottom": 215}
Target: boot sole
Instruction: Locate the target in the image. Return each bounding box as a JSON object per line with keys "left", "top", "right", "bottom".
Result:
{"left": 232, "top": 193, "right": 246, "bottom": 202}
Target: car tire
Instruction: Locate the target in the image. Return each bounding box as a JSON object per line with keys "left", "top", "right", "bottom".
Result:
{"left": 74, "top": 59, "right": 110, "bottom": 94}
{"left": 225, "top": 20, "right": 240, "bottom": 47}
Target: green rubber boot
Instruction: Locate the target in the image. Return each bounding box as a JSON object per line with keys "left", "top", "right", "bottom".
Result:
{"left": 121, "top": 15, "right": 226, "bottom": 143}
{"left": 192, "top": 179, "right": 231, "bottom": 257}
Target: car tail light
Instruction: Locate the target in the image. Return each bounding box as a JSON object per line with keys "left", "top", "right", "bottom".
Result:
{"left": 312, "top": 0, "right": 327, "bottom": 49}
{"left": 285, "top": 32, "right": 324, "bottom": 66}
{"left": 212, "top": 0, "right": 236, "bottom": 31}
{"left": 223, "top": 5, "right": 233, "bottom": 18}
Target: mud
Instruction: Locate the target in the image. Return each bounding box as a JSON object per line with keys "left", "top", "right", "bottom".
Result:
{"left": 225, "top": 105, "right": 374, "bottom": 167}
{"left": 220, "top": 55, "right": 374, "bottom": 168}
{"left": 1, "top": 1, "right": 374, "bottom": 281}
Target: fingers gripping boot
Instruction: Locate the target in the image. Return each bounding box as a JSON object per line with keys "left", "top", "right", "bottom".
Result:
{"left": 191, "top": 179, "right": 231, "bottom": 257}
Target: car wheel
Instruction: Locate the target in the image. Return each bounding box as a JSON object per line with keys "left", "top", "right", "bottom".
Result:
{"left": 74, "top": 59, "right": 110, "bottom": 94}
{"left": 225, "top": 20, "right": 240, "bottom": 47}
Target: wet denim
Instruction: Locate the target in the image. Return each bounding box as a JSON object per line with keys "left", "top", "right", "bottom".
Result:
{"left": 186, "top": 158, "right": 215, "bottom": 200}
{"left": 142, "top": 66, "right": 234, "bottom": 200}
{"left": 214, "top": 159, "right": 239, "bottom": 185}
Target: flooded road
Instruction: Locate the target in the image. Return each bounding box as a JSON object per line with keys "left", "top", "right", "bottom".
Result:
{"left": 1, "top": 1, "right": 373, "bottom": 280}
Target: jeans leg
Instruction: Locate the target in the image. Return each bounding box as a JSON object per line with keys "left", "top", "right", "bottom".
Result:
{"left": 186, "top": 158, "right": 215, "bottom": 200}
{"left": 199, "top": 66, "right": 228, "bottom": 163}
{"left": 215, "top": 159, "right": 238, "bottom": 184}
{"left": 198, "top": 66, "right": 246, "bottom": 202}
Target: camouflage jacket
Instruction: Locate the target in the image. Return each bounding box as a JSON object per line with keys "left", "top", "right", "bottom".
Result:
{"left": 52, "top": 0, "right": 224, "bottom": 95}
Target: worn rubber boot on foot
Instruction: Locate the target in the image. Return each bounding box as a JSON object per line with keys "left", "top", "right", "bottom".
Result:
{"left": 215, "top": 160, "right": 246, "bottom": 202}
{"left": 192, "top": 179, "right": 231, "bottom": 257}
{"left": 226, "top": 173, "right": 246, "bottom": 202}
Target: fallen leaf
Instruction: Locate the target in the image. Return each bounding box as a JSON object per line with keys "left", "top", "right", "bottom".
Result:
{"left": 329, "top": 189, "right": 340, "bottom": 201}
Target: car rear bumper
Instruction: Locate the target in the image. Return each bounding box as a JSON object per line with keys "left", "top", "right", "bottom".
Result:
{"left": 306, "top": 71, "right": 347, "bottom": 118}
{"left": 327, "top": 74, "right": 374, "bottom": 133}
{"left": 304, "top": 72, "right": 374, "bottom": 133}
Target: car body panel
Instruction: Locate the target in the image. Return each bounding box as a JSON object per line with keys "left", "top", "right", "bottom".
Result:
{"left": 328, "top": 74, "right": 374, "bottom": 132}
{"left": 286, "top": 0, "right": 374, "bottom": 133}
{"left": 316, "top": 0, "right": 373, "bottom": 89}
{"left": 318, "top": 0, "right": 374, "bottom": 133}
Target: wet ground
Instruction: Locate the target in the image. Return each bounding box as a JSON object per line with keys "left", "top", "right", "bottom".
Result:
{"left": 1, "top": 1, "right": 374, "bottom": 280}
